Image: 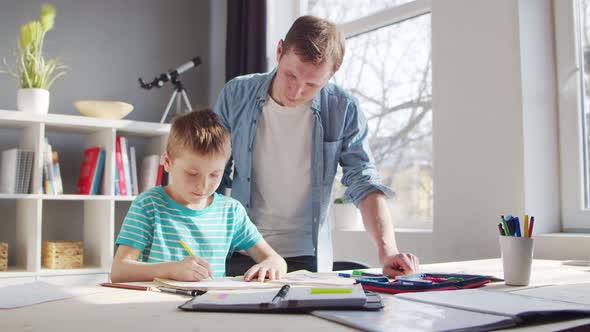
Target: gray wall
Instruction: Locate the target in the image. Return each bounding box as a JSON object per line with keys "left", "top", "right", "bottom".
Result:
{"left": 0, "top": 0, "right": 212, "bottom": 120}
{"left": 0, "top": 0, "right": 221, "bottom": 263}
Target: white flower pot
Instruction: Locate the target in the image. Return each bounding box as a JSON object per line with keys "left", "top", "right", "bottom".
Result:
{"left": 17, "top": 88, "right": 50, "bottom": 114}
{"left": 330, "top": 203, "right": 363, "bottom": 230}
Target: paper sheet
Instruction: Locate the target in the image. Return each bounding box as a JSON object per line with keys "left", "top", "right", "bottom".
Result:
{"left": 154, "top": 277, "right": 281, "bottom": 290}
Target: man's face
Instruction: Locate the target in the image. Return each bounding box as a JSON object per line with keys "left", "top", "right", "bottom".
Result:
{"left": 270, "top": 40, "right": 334, "bottom": 107}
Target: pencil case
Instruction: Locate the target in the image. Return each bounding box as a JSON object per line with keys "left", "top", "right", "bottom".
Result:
{"left": 355, "top": 273, "right": 500, "bottom": 294}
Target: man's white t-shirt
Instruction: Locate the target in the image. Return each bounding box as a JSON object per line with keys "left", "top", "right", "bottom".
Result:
{"left": 249, "top": 96, "right": 314, "bottom": 257}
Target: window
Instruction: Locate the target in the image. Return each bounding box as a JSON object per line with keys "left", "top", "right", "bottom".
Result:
{"left": 305, "top": 0, "right": 415, "bottom": 24}
{"left": 307, "top": 0, "right": 432, "bottom": 229}
{"left": 555, "top": 0, "right": 590, "bottom": 230}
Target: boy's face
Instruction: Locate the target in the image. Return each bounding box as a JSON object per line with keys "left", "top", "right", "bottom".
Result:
{"left": 270, "top": 40, "right": 334, "bottom": 107}
{"left": 163, "top": 149, "right": 227, "bottom": 208}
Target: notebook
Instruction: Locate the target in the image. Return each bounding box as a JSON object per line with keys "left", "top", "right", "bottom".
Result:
{"left": 154, "top": 277, "right": 282, "bottom": 291}
{"left": 178, "top": 284, "right": 382, "bottom": 313}
{"left": 313, "top": 288, "right": 590, "bottom": 332}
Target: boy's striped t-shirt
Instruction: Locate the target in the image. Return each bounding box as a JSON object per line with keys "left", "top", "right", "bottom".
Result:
{"left": 115, "top": 186, "right": 262, "bottom": 277}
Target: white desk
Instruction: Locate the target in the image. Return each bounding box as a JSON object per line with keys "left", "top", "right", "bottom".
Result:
{"left": 1, "top": 259, "right": 589, "bottom": 332}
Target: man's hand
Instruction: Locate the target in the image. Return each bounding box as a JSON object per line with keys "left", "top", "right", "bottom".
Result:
{"left": 170, "top": 256, "right": 213, "bottom": 281}
{"left": 382, "top": 253, "right": 419, "bottom": 277}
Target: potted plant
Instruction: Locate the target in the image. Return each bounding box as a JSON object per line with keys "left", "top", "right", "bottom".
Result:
{"left": 330, "top": 196, "right": 363, "bottom": 230}
{"left": 0, "top": 4, "right": 66, "bottom": 114}
{"left": 329, "top": 170, "right": 363, "bottom": 230}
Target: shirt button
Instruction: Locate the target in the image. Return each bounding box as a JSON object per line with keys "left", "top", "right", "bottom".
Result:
{"left": 247, "top": 177, "right": 251, "bottom": 182}
{"left": 246, "top": 204, "right": 250, "bottom": 208}
{"left": 248, "top": 147, "right": 252, "bottom": 152}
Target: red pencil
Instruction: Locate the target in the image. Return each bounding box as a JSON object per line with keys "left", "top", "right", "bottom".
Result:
{"left": 100, "top": 282, "right": 157, "bottom": 291}
{"left": 528, "top": 216, "right": 535, "bottom": 237}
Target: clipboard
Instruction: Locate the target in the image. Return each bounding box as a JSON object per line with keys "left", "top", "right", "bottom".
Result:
{"left": 178, "top": 284, "right": 384, "bottom": 313}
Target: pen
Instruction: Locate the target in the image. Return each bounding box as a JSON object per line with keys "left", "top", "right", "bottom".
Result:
{"left": 179, "top": 239, "right": 213, "bottom": 280}
{"left": 352, "top": 270, "right": 383, "bottom": 277}
{"left": 528, "top": 216, "right": 534, "bottom": 237}
{"left": 157, "top": 286, "right": 199, "bottom": 296}
{"left": 272, "top": 284, "right": 290, "bottom": 303}
{"left": 514, "top": 217, "right": 521, "bottom": 237}
{"left": 524, "top": 214, "right": 529, "bottom": 238}
{"left": 500, "top": 216, "right": 510, "bottom": 236}
{"left": 498, "top": 223, "right": 505, "bottom": 236}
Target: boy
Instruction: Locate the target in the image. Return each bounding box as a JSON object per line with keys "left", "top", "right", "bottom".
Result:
{"left": 111, "top": 109, "right": 287, "bottom": 283}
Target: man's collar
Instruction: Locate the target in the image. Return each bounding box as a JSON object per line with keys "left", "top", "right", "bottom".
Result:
{"left": 258, "top": 67, "right": 321, "bottom": 114}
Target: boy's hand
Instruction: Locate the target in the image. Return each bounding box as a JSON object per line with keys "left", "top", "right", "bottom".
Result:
{"left": 170, "top": 256, "right": 214, "bottom": 281}
{"left": 243, "top": 259, "right": 285, "bottom": 282}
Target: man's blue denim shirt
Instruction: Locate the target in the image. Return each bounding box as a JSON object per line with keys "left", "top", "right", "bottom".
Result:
{"left": 214, "top": 69, "right": 393, "bottom": 271}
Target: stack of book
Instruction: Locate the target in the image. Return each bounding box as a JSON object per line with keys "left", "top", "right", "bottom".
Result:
{"left": 0, "top": 148, "right": 34, "bottom": 194}
{"left": 115, "top": 136, "right": 166, "bottom": 196}
{"left": 140, "top": 154, "right": 165, "bottom": 193}
{"left": 43, "top": 138, "right": 63, "bottom": 195}
{"left": 114, "top": 136, "right": 138, "bottom": 196}
{"left": 76, "top": 146, "right": 105, "bottom": 195}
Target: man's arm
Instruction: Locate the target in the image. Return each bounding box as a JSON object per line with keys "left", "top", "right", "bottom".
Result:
{"left": 337, "top": 100, "right": 418, "bottom": 276}
{"left": 213, "top": 82, "right": 234, "bottom": 192}
{"left": 358, "top": 191, "right": 418, "bottom": 277}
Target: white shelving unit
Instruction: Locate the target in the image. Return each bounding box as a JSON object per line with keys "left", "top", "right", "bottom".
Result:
{"left": 0, "top": 110, "right": 169, "bottom": 284}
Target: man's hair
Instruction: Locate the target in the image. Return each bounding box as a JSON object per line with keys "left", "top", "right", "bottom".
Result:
{"left": 282, "top": 15, "right": 345, "bottom": 72}
{"left": 166, "top": 108, "right": 231, "bottom": 159}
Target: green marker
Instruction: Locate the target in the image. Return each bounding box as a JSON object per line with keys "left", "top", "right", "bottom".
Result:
{"left": 310, "top": 288, "right": 353, "bottom": 294}
{"left": 500, "top": 215, "right": 510, "bottom": 236}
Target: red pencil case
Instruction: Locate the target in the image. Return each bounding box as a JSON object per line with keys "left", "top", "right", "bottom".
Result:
{"left": 356, "top": 273, "right": 500, "bottom": 294}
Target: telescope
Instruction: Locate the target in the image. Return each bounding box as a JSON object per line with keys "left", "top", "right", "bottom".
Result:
{"left": 138, "top": 56, "right": 202, "bottom": 123}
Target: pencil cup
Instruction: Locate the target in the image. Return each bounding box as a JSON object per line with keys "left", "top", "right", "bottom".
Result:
{"left": 499, "top": 235, "right": 534, "bottom": 286}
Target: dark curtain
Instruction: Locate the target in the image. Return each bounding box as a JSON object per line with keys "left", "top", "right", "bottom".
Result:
{"left": 226, "top": 0, "right": 267, "bottom": 82}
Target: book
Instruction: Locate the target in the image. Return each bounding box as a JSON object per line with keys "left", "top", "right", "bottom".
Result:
{"left": 0, "top": 148, "right": 18, "bottom": 193}
{"left": 90, "top": 149, "right": 105, "bottom": 195}
{"left": 129, "top": 146, "right": 139, "bottom": 195}
{"left": 178, "top": 284, "right": 379, "bottom": 313}
{"left": 115, "top": 136, "right": 127, "bottom": 195}
{"left": 140, "top": 154, "right": 160, "bottom": 192}
{"left": 77, "top": 147, "right": 101, "bottom": 195}
{"left": 51, "top": 151, "right": 63, "bottom": 194}
{"left": 22, "top": 151, "right": 33, "bottom": 194}
{"left": 43, "top": 139, "right": 56, "bottom": 194}
{"left": 0, "top": 149, "right": 34, "bottom": 194}
{"left": 313, "top": 288, "right": 590, "bottom": 332}
{"left": 154, "top": 277, "right": 281, "bottom": 292}
{"left": 120, "top": 137, "right": 132, "bottom": 196}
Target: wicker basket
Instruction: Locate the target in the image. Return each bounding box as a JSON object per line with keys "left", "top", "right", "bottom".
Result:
{"left": 0, "top": 242, "right": 7, "bottom": 271}
{"left": 42, "top": 241, "right": 83, "bottom": 269}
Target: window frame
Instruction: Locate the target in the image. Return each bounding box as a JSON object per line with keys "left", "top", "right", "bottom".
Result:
{"left": 554, "top": 0, "right": 590, "bottom": 231}
{"left": 335, "top": 0, "right": 431, "bottom": 38}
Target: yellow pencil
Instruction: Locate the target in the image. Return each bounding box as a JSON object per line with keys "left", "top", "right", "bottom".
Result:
{"left": 179, "top": 239, "right": 195, "bottom": 256}
{"left": 524, "top": 215, "right": 529, "bottom": 238}
{"left": 179, "top": 239, "right": 213, "bottom": 280}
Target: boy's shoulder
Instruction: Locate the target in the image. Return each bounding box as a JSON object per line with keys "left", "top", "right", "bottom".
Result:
{"left": 214, "top": 193, "right": 247, "bottom": 212}
{"left": 132, "top": 186, "right": 166, "bottom": 207}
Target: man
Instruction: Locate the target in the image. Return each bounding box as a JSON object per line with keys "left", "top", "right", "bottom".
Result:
{"left": 215, "top": 15, "right": 419, "bottom": 277}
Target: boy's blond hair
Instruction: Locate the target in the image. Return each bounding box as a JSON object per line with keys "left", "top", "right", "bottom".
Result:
{"left": 166, "top": 108, "right": 231, "bottom": 159}
{"left": 282, "top": 15, "right": 345, "bottom": 73}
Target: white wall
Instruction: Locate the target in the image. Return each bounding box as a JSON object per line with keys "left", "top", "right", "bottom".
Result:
{"left": 208, "top": 0, "right": 227, "bottom": 105}
{"left": 431, "top": 0, "right": 560, "bottom": 262}
{"left": 326, "top": 0, "right": 565, "bottom": 265}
